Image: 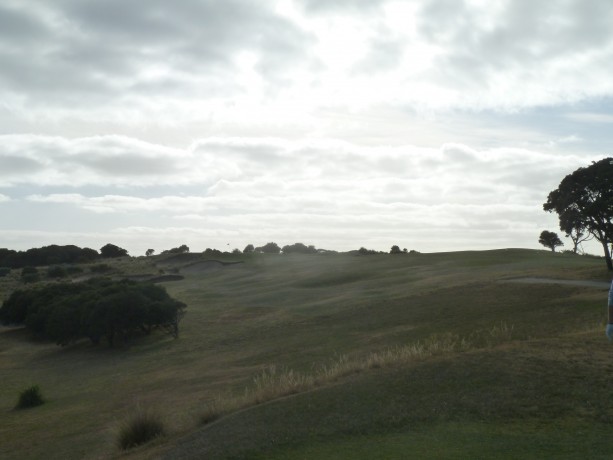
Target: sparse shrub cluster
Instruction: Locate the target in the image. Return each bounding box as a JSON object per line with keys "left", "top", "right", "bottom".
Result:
{"left": 0, "top": 267, "right": 11, "bottom": 277}
{"left": 0, "top": 279, "right": 187, "bottom": 347}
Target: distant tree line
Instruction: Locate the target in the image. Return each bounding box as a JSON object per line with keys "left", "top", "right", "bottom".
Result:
{"left": 0, "top": 245, "right": 99, "bottom": 269}
{"left": 0, "top": 243, "right": 132, "bottom": 269}
{"left": 0, "top": 279, "right": 186, "bottom": 347}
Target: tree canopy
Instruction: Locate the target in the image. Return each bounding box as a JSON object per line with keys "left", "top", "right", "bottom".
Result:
{"left": 161, "top": 245, "right": 189, "bottom": 255}
{"left": 543, "top": 157, "right": 613, "bottom": 269}
{"left": 281, "top": 243, "right": 317, "bottom": 254}
{"left": 256, "top": 242, "right": 281, "bottom": 254}
{"left": 100, "top": 243, "right": 129, "bottom": 258}
{"left": 0, "top": 245, "right": 99, "bottom": 269}
{"left": 538, "top": 230, "right": 563, "bottom": 252}
{"left": 0, "top": 279, "right": 186, "bottom": 347}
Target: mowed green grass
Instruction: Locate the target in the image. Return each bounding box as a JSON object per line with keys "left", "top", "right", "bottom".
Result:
{"left": 0, "top": 249, "right": 610, "bottom": 459}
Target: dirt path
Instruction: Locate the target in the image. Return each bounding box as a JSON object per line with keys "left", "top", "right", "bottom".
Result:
{"left": 502, "top": 277, "right": 611, "bottom": 289}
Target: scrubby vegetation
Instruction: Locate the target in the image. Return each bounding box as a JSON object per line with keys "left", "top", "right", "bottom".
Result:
{"left": 117, "top": 407, "right": 166, "bottom": 450}
{"left": 15, "top": 385, "right": 45, "bottom": 410}
{"left": 0, "top": 279, "right": 186, "bottom": 346}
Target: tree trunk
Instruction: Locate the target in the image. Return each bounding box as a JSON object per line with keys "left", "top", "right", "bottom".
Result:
{"left": 602, "top": 240, "right": 613, "bottom": 270}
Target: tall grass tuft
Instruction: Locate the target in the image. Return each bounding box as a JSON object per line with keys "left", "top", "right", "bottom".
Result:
{"left": 16, "top": 385, "right": 44, "bottom": 409}
{"left": 117, "top": 407, "right": 166, "bottom": 450}
{"left": 199, "top": 323, "right": 515, "bottom": 425}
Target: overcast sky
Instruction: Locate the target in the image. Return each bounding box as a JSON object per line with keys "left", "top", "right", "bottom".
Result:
{"left": 1, "top": 0, "right": 612, "bottom": 255}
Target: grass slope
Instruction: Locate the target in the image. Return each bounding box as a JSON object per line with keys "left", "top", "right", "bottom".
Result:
{"left": 169, "top": 335, "right": 613, "bottom": 459}
{"left": 0, "top": 249, "right": 610, "bottom": 459}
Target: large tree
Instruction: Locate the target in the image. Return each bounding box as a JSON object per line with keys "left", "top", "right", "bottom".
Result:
{"left": 543, "top": 157, "right": 613, "bottom": 269}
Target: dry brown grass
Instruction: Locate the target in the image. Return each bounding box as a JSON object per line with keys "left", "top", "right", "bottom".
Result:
{"left": 197, "top": 323, "right": 517, "bottom": 425}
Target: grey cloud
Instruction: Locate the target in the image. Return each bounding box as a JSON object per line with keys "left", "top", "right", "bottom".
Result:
{"left": 0, "top": 4, "right": 50, "bottom": 44}
{"left": 0, "top": 155, "right": 46, "bottom": 175}
{"left": 1, "top": 0, "right": 314, "bottom": 109}
{"left": 417, "top": 0, "right": 613, "bottom": 87}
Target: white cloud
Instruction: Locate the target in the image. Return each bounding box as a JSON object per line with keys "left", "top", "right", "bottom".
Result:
{"left": 2, "top": 0, "right": 613, "bottom": 129}
{"left": 565, "top": 112, "right": 613, "bottom": 124}
{"left": 0, "top": 194, "right": 10, "bottom": 203}
{"left": 8, "top": 134, "right": 598, "bottom": 194}
{"left": 1, "top": 2, "right": 611, "bottom": 255}
{"left": 15, "top": 135, "right": 604, "bottom": 253}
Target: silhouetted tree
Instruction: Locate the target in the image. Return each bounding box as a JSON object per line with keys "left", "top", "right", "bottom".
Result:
{"left": 539, "top": 230, "right": 564, "bottom": 252}
{"left": 243, "top": 244, "right": 255, "bottom": 253}
{"left": 258, "top": 242, "right": 281, "bottom": 254}
{"left": 390, "top": 245, "right": 402, "bottom": 254}
{"left": 100, "top": 243, "right": 129, "bottom": 258}
{"left": 357, "top": 247, "right": 379, "bottom": 255}
{"left": 162, "top": 245, "right": 189, "bottom": 255}
{"left": 282, "top": 243, "right": 318, "bottom": 254}
{"left": 0, "top": 245, "right": 99, "bottom": 268}
{"left": 544, "top": 157, "right": 613, "bottom": 269}
{"left": 145, "top": 249, "right": 155, "bottom": 257}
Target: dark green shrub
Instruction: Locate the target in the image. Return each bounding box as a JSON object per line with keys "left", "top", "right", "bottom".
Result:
{"left": 47, "top": 266, "right": 68, "bottom": 278}
{"left": 21, "top": 266, "right": 38, "bottom": 275}
{"left": 117, "top": 408, "right": 165, "bottom": 450}
{"left": 21, "top": 273, "right": 40, "bottom": 284}
{"left": 0, "top": 267, "right": 10, "bottom": 277}
{"left": 0, "top": 289, "right": 35, "bottom": 325}
{"left": 21, "top": 266, "right": 40, "bottom": 283}
{"left": 16, "top": 385, "right": 44, "bottom": 409}
{"left": 65, "top": 265, "right": 83, "bottom": 275}
{"left": 1, "top": 279, "right": 187, "bottom": 346}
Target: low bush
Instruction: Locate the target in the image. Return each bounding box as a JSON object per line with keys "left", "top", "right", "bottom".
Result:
{"left": 0, "top": 267, "right": 11, "bottom": 277}
{"left": 117, "top": 408, "right": 165, "bottom": 450}
{"left": 90, "top": 264, "right": 111, "bottom": 274}
{"left": 21, "top": 273, "right": 40, "bottom": 284}
{"left": 47, "top": 266, "right": 68, "bottom": 278}
{"left": 16, "top": 385, "right": 44, "bottom": 409}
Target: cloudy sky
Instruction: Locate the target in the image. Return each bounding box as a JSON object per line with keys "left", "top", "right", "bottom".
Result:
{"left": 1, "top": 0, "right": 612, "bottom": 255}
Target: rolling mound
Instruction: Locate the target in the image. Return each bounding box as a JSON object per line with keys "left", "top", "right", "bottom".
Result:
{"left": 180, "top": 260, "right": 243, "bottom": 274}
{"left": 1, "top": 249, "right": 610, "bottom": 460}
{"left": 166, "top": 333, "right": 613, "bottom": 459}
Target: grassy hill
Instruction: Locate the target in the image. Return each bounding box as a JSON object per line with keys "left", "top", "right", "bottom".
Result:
{"left": 0, "top": 249, "right": 611, "bottom": 459}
